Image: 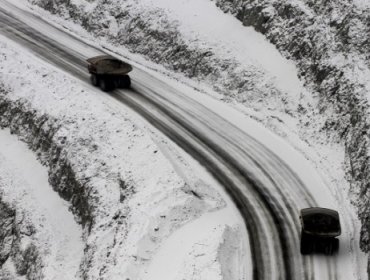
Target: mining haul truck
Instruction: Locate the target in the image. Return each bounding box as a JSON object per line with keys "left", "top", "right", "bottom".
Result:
{"left": 87, "top": 55, "right": 133, "bottom": 91}
{"left": 300, "top": 207, "right": 341, "bottom": 255}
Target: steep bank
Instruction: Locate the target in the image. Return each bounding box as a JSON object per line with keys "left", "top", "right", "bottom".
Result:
{"left": 0, "top": 198, "right": 41, "bottom": 280}
{"left": 0, "top": 128, "right": 83, "bottom": 280}
{"left": 27, "top": 0, "right": 301, "bottom": 117}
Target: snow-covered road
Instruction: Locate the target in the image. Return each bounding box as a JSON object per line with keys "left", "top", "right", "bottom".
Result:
{"left": 0, "top": 0, "right": 367, "bottom": 279}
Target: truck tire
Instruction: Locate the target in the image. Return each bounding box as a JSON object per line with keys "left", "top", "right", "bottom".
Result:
{"left": 325, "top": 238, "right": 339, "bottom": 255}
{"left": 99, "top": 77, "right": 115, "bottom": 92}
{"left": 300, "top": 232, "right": 313, "bottom": 255}
{"left": 119, "top": 75, "right": 131, "bottom": 88}
{"left": 333, "top": 238, "right": 339, "bottom": 253}
{"left": 90, "top": 74, "right": 99, "bottom": 86}
{"left": 324, "top": 243, "right": 333, "bottom": 255}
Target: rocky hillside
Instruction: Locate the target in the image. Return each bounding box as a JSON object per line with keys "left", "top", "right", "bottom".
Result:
{"left": 212, "top": 0, "right": 370, "bottom": 254}
{"left": 0, "top": 196, "right": 43, "bottom": 279}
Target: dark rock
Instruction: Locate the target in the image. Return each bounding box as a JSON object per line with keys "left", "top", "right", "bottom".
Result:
{"left": 0, "top": 201, "right": 15, "bottom": 266}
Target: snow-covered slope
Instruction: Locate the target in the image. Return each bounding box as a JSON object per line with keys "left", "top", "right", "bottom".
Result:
{"left": 26, "top": 0, "right": 303, "bottom": 118}
{"left": 23, "top": 0, "right": 369, "bottom": 262}
{"left": 0, "top": 128, "right": 83, "bottom": 279}
{"left": 0, "top": 34, "right": 242, "bottom": 279}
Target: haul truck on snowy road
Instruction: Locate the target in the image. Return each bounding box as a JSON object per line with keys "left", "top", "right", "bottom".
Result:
{"left": 300, "top": 207, "right": 341, "bottom": 255}
{"left": 87, "top": 55, "right": 133, "bottom": 91}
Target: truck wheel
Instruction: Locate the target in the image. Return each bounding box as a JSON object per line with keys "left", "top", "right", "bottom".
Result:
{"left": 324, "top": 242, "right": 333, "bottom": 255}
{"left": 300, "top": 239, "right": 312, "bottom": 255}
{"left": 300, "top": 232, "right": 313, "bottom": 255}
{"left": 119, "top": 75, "right": 131, "bottom": 88}
{"left": 90, "top": 74, "right": 99, "bottom": 86}
{"left": 326, "top": 238, "right": 339, "bottom": 255}
{"left": 333, "top": 238, "right": 339, "bottom": 253}
{"left": 99, "top": 78, "right": 114, "bottom": 92}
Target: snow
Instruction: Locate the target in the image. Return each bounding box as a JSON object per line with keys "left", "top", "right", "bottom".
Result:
{"left": 144, "top": 211, "right": 228, "bottom": 280}
{"left": 141, "top": 159, "right": 249, "bottom": 280}
{"left": 0, "top": 0, "right": 369, "bottom": 278}
{"left": 140, "top": 53, "right": 368, "bottom": 279}
{"left": 139, "top": 0, "right": 304, "bottom": 99}
{"left": 143, "top": 70, "right": 368, "bottom": 280}
{"left": 114, "top": 109, "right": 250, "bottom": 280}
{"left": 0, "top": 128, "right": 84, "bottom": 279}
{"left": 353, "top": 0, "right": 370, "bottom": 10}
{"left": 0, "top": 30, "right": 244, "bottom": 279}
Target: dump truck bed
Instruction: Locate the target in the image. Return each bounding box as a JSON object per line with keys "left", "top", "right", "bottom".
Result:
{"left": 300, "top": 207, "right": 341, "bottom": 237}
{"left": 87, "top": 55, "right": 133, "bottom": 75}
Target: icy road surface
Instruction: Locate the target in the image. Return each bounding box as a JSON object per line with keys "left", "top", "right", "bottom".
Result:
{"left": 0, "top": 0, "right": 367, "bottom": 279}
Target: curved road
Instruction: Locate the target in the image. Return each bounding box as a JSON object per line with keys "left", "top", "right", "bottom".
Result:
{"left": 0, "top": 1, "right": 365, "bottom": 279}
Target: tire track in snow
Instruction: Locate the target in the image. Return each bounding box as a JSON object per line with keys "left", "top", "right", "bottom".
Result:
{"left": 0, "top": 3, "right": 347, "bottom": 279}
{"left": 0, "top": 10, "right": 283, "bottom": 278}
{"left": 112, "top": 91, "right": 276, "bottom": 279}
{"left": 0, "top": 9, "right": 313, "bottom": 279}
{"left": 119, "top": 85, "right": 305, "bottom": 280}
{"left": 129, "top": 78, "right": 343, "bottom": 280}
{"left": 115, "top": 84, "right": 336, "bottom": 280}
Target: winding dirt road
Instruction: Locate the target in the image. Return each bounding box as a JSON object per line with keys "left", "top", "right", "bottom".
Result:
{"left": 0, "top": 1, "right": 366, "bottom": 279}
